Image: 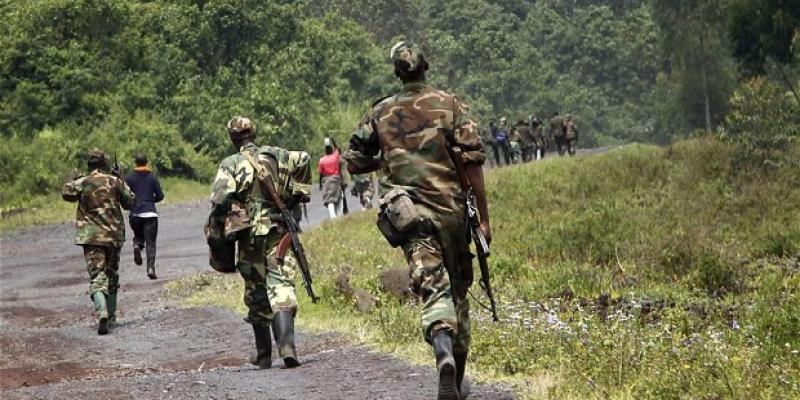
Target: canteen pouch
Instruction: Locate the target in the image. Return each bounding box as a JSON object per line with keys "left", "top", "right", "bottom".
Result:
{"left": 377, "top": 211, "right": 406, "bottom": 248}
{"left": 381, "top": 189, "right": 421, "bottom": 232}
{"left": 376, "top": 189, "right": 421, "bottom": 247}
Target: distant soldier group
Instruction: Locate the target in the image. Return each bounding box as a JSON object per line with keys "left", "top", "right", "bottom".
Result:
{"left": 62, "top": 39, "right": 504, "bottom": 399}
{"left": 481, "top": 110, "right": 579, "bottom": 167}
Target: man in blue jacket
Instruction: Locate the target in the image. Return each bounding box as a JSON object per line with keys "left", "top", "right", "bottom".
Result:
{"left": 124, "top": 154, "right": 164, "bottom": 279}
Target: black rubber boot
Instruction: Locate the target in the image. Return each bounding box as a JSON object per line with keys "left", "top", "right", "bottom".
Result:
{"left": 107, "top": 292, "right": 117, "bottom": 325}
{"left": 133, "top": 245, "right": 143, "bottom": 266}
{"left": 433, "top": 330, "right": 459, "bottom": 400}
{"left": 272, "top": 311, "right": 300, "bottom": 368}
{"left": 146, "top": 242, "right": 157, "bottom": 279}
{"left": 249, "top": 324, "right": 272, "bottom": 369}
{"left": 455, "top": 351, "right": 470, "bottom": 399}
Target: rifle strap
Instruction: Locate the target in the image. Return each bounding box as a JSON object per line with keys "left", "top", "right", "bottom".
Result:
{"left": 241, "top": 150, "right": 284, "bottom": 212}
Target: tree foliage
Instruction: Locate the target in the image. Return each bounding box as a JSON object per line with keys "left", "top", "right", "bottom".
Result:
{"left": 0, "top": 0, "right": 797, "bottom": 205}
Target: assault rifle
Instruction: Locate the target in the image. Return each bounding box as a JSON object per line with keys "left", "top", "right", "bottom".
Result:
{"left": 450, "top": 147, "right": 499, "bottom": 322}
{"left": 262, "top": 174, "right": 319, "bottom": 303}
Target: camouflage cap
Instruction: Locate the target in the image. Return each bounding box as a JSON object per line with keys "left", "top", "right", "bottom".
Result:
{"left": 227, "top": 116, "right": 255, "bottom": 136}
{"left": 87, "top": 149, "right": 106, "bottom": 164}
{"left": 390, "top": 41, "right": 423, "bottom": 70}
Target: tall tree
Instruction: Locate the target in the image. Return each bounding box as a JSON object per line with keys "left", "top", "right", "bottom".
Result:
{"left": 730, "top": 0, "right": 800, "bottom": 104}
{"left": 651, "top": 0, "right": 736, "bottom": 134}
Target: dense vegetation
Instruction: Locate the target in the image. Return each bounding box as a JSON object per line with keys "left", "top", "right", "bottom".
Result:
{"left": 173, "top": 138, "right": 799, "bottom": 398}
{"left": 1, "top": 0, "right": 798, "bottom": 210}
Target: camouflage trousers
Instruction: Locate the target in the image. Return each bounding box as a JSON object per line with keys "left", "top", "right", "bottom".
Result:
{"left": 238, "top": 230, "right": 298, "bottom": 327}
{"left": 402, "top": 220, "right": 472, "bottom": 355}
{"left": 82, "top": 245, "right": 120, "bottom": 296}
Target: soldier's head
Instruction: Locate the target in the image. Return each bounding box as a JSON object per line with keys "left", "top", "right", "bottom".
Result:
{"left": 87, "top": 149, "right": 107, "bottom": 171}
{"left": 226, "top": 116, "right": 255, "bottom": 148}
{"left": 390, "top": 41, "right": 428, "bottom": 83}
{"left": 134, "top": 153, "right": 148, "bottom": 167}
{"left": 565, "top": 114, "right": 573, "bottom": 121}
{"left": 553, "top": 111, "right": 560, "bottom": 116}
{"left": 499, "top": 117, "right": 507, "bottom": 126}
{"left": 489, "top": 120, "right": 496, "bottom": 127}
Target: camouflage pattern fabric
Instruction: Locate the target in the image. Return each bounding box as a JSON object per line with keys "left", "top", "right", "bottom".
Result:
{"left": 531, "top": 119, "right": 546, "bottom": 149}
{"left": 352, "top": 173, "right": 376, "bottom": 208}
{"left": 550, "top": 115, "right": 565, "bottom": 139}
{"left": 345, "top": 82, "right": 484, "bottom": 352}
{"left": 210, "top": 142, "right": 310, "bottom": 327}
{"left": 210, "top": 143, "right": 311, "bottom": 237}
{"left": 62, "top": 170, "right": 135, "bottom": 247}
{"left": 237, "top": 230, "right": 299, "bottom": 326}
{"left": 83, "top": 245, "right": 120, "bottom": 296}
{"left": 565, "top": 120, "right": 579, "bottom": 141}
{"left": 345, "top": 82, "right": 484, "bottom": 214}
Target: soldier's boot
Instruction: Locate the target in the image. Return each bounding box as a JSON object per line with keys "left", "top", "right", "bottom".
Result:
{"left": 433, "top": 330, "right": 459, "bottom": 400}
{"left": 455, "top": 351, "right": 471, "bottom": 399}
{"left": 107, "top": 292, "right": 117, "bottom": 325}
{"left": 272, "top": 311, "right": 300, "bottom": 368}
{"left": 92, "top": 292, "right": 109, "bottom": 335}
{"left": 249, "top": 324, "right": 272, "bottom": 369}
{"left": 146, "top": 243, "right": 157, "bottom": 280}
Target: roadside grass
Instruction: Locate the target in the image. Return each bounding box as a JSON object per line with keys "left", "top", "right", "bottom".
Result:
{"left": 168, "top": 138, "right": 800, "bottom": 399}
{"left": 0, "top": 177, "right": 209, "bottom": 232}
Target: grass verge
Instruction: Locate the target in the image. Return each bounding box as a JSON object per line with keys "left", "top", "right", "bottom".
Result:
{"left": 0, "top": 177, "right": 209, "bottom": 233}
{"left": 169, "top": 138, "right": 800, "bottom": 399}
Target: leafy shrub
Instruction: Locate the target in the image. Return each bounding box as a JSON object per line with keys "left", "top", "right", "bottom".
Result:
{"left": 723, "top": 77, "right": 800, "bottom": 170}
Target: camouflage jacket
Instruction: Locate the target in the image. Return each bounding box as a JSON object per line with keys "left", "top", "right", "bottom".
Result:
{"left": 344, "top": 82, "right": 485, "bottom": 216}
{"left": 61, "top": 170, "right": 135, "bottom": 247}
{"left": 513, "top": 123, "right": 534, "bottom": 145}
{"left": 550, "top": 115, "right": 565, "bottom": 138}
{"left": 210, "top": 142, "right": 311, "bottom": 237}
{"left": 565, "top": 121, "right": 579, "bottom": 140}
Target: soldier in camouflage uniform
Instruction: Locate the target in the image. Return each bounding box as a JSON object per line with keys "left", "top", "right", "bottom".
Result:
{"left": 530, "top": 115, "right": 546, "bottom": 160}
{"left": 62, "top": 149, "right": 135, "bottom": 335}
{"left": 209, "top": 117, "right": 312, "bottom": 369}
{"left": 550, "top": 111, "right": 567, "bottom": 156}
{"left": 480, "top": 121, "right": 499, "bottom": 167}
{"left": 564, "top": 114, "right": 579, "bottom": 156}
{"left": 345, "top": 42, "right": 491, "bottom": 400}
{"left": 351, "top": 172, "right": 376, "bottom": 209}
{"left": 513, "top": 118, "right": 534, "bottom": 162}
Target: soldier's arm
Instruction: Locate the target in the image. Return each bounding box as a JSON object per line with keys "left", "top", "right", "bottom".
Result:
{"left": 345, "top": 118, "right": 380, "bottom": 174}
{"left": 286, "top": 151, "right": 312, "bottom": 201}
{"left": 454, "top": 98, "right": 491, "bottom": 243}
{"left": 209, "top": 161, "right": 238, "bottom": 214}
{"left": 117, "top": 178, "right": 136, "bottom": 211}
{"left": 61, "top": 179, "right": 82, "bottom": 202}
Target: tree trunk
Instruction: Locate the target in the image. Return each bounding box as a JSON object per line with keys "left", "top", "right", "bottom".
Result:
{"left": 773, "top": 58, "right": 800, "bottom": 106}
{"left": 700, "top": 37, "right": 712, "bottom": 134}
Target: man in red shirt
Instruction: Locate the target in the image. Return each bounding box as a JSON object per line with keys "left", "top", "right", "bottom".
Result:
{"left": 318, "top": 138, "right": 348, "bottom": 219}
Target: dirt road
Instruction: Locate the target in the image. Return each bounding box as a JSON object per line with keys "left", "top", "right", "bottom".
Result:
{"left": 0, "top": 187, "right": 513, "bottom": 399}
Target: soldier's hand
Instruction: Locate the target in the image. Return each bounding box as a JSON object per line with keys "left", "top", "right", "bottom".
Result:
{"left": 480, "top": 221, "right": 492, "bottom": 246}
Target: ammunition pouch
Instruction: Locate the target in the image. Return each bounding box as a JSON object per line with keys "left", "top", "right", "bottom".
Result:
{"left": 376, "top": 189, "right": 423, "bottom": 248}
